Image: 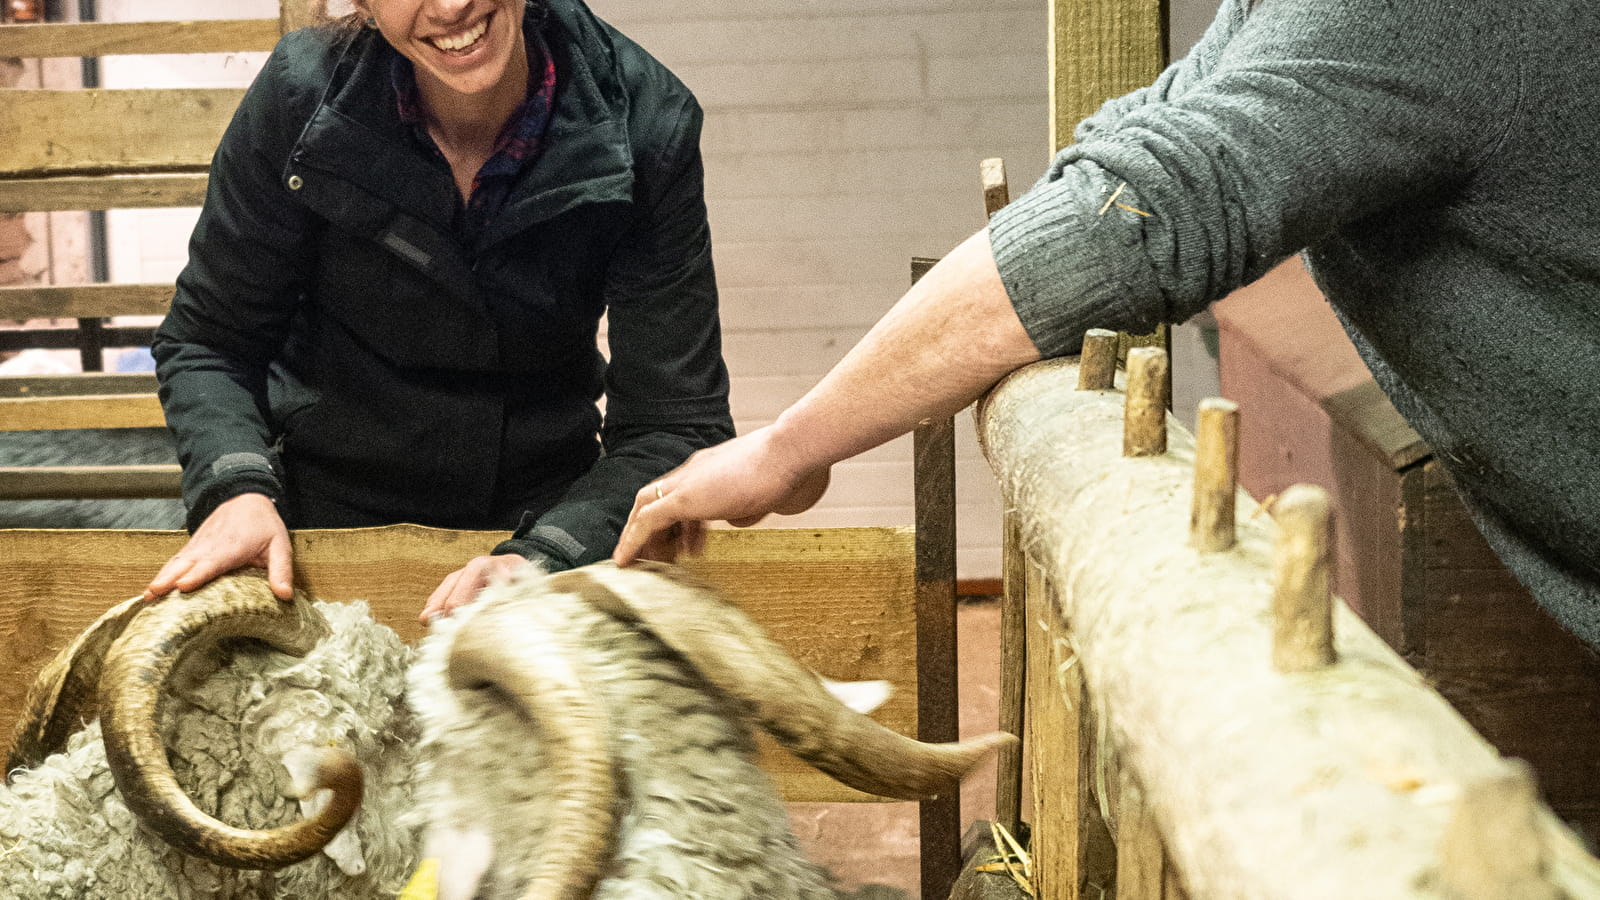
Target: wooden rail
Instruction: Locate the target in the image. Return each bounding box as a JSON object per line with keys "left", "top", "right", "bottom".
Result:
{"left": 975, "top": 353, "right": 1600, "bottom": 899}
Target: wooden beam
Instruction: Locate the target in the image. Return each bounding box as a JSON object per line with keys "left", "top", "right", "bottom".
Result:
{"left": 0, "top": 373, "right": 157, "bottom": 398}
{"left": 1049, "top": 0, "right": 1167, "bottom": 153}
{"left": 0, "top": 88, "right": 241, "bottom": 175}
{"left": 0, "top": 464, "right": 180, "bottom": 499}
{"left": 0, "top": 393, "right": 164, "bottom": 431}
{"left": 0, "top": 20, "right": 278, "bottom": 58}
{"left": 0, "top": 172, "right": 209, "bottom": 213}
{"left": 975, "top": 356, "right": 1600, "bottom": 897}
{"left": 0, "top": 282, "right": 171, "bottom": 319}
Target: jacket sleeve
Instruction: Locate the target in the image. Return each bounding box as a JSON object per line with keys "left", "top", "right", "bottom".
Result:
{"left": 151, "top": 38, "right": 322, "bottom": 531}
{"left": 988, "top": 0, "right": 1523, "bottom": 358}
{"left": 494, "top": 93, "right": 733, "bottom": 568}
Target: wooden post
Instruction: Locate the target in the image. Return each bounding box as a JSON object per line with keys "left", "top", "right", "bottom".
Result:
{"left": 996, "top": 512, "right": 1027, "bottom": 836}
{"left": 981, "top": 158, "right": 1010, "bottom": 219}
{"left": 1438, "top": 760, "right": 1557, "bottom": 900}
{"left": 1189, "top": 398, "right": 1239, "bottom": 552}
{"left": 1122, "top": 347, "right": 1168, "bottom": 457}
{"left": 911, "top": 256, "right": 961, "bottom": 900}
{"left": 1078, "top": 328, "right": 1119, "bottom": 391}
{"left": 1271, "top": 484, "right": 1336, "bottom": 673}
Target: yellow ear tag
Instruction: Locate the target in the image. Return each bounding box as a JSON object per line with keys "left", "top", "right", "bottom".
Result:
{"left": 397, "top": 857, "right": 441, "bottom": 900}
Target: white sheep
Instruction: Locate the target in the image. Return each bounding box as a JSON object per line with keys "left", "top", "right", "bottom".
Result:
{"left": 1, "top": 576, "right": 419, "bottom": 899}
{"left": 408, "top": 562, "right": 1012, "bottom": 900}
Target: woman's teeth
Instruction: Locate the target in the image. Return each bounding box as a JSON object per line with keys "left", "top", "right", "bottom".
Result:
{"left": 431, "top": 17, "right": 488, "bottom": 52}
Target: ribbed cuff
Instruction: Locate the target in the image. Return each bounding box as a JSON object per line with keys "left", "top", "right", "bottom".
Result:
{"left": 987, "top": 160, "right": 1163, "bottom": 359}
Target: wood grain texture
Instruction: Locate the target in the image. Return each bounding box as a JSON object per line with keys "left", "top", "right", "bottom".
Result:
{"left": 0, "top": 526, "right": 922, "bottom": 804}
{"left": 995, "top": 511, "right": 1027, "bottom": 835}
{"left": 0, "top": 172, "right": 209, "bottom": 212}
{"left": 1122, "top": 346, "right": 1168, "bottom": 457}
{"left": 0, "top": 281, "right": 171, "bottom": 319}
{"left": 0, "top": 373, "right": 157, "bottom": 398}
{"left": 0, "top": 88, "right": 242, "bottom": 175}
{"left": 0, "top": 19, "right": 278, "bottom": 59}
{"left": 1188, "top": 398, "right": 1238, "bottom": 553}
{"left": 1049, "top": 0, "right": 1165, "bottom": 152}
{"left": 0, "top": 393, "right": 164, "bottom": 430}
{"left": 1270, "top": 484, "right": 1336, "bottom": 673}
{"left": 0, "top": 464, "right": 180, "bottom": 499}
{"left": 976, "top": 356, "right": 1600, "bottom": 899}
{"left": 1078, "top": 327, "right": 1119, "bottom": 391}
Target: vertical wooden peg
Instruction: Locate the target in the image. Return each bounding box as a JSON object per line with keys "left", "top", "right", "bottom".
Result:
{"left": 1078, "top": 328, "right": 1119, "bottom": 391}
{"left": 981, "top": 158, "right": 1011, "bottom": 220}
{"left": 1190, "top": 398, "right": 1240, "bottom": 552}
{"left": 1122, "top": 347, "right": 1168, "bottom": 457}
{"left": 1438, "top": 760, "right": 1557, "bottom": 900}
{"left": 1270, "top": 484, "right": 1336, "bottom": 672}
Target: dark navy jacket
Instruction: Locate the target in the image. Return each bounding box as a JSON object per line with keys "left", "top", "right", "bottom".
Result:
{"left": 152, "top": 0, "right": 733, "bottom": 568}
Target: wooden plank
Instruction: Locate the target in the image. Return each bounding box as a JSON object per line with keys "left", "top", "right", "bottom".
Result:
{"left": 1025, "top": 568, "right": 1112, "bottom": 900}
{"left": 0, "top": 393, "right": 164, "bottom": 431}
{"left": 0, "top": 373, "right": 157, "bottom": 398}
{"left": 0, "top": 464, "right": 180, "bottom": 499}
{"left": 1322, "top": 378, "right": 1429, "bottom": 471}
{"left": 1049, "top": 0, "right": 1165, "bottom": 153}
{"left": 0, "top": 525, "right": 918, "bottom": 804}
{"left": 914, "top": 416, "right": 961, "bottom": 897}
{"left": 995, "top": 511, "right": 1027, "bottom": 835}
{"left": 1114, "top": 764, "right": 1168, "bottom": 900}
{"left": 0, "top": 19, "right": 279, "bottom": 59}
{"left": 0, "top": 88, "right": 242, "bottom": 175}
{"left": 0, "top": 172, "right": 209, "bottom": 213}
{"left": 0, "top": 282, "right": 171, "bottom": 319}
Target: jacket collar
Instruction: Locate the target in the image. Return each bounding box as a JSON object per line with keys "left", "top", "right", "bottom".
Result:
{"left": 289, "top": 0, "right": 635, "bottom": 247}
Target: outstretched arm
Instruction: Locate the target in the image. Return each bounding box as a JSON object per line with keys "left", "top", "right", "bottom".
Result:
{"left": 613, "top": 228, "right": 1038, "bottom": 565}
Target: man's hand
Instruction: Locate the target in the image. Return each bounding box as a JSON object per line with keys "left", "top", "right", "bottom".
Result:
{"left": 421, "top": 554, "right": 532, "bottom": 623}
{"left": 613, "top": 426, "right": 831, "bottom": 567}
{"left": 143, "top": 492, "right": 292, "bottom": 601}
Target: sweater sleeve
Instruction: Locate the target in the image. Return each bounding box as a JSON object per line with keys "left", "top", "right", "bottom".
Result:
{"left": 989, "top": 0, "right": 1522, "bottom": 358}
{"left": 494, "top": 94, "right": 733, "bottom": 568}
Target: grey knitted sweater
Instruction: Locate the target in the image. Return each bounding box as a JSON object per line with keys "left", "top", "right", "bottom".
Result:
{"left": 989, "top": 0, "right": 1600, "bottom": 647}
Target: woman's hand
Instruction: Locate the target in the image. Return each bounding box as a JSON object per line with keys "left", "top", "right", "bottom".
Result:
{"left": 613, "top": 426, "right": 832, "bottom": 567}
{"left": 421, "top": 554, "right": 533, "bottom": 624}
{"left": 143, "top": 492, "right": 293, "bottom": 601}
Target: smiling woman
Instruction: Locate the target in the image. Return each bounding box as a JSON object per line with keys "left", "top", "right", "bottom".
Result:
{"left": 144, "top": 0, "right": 734, "bottom": 620}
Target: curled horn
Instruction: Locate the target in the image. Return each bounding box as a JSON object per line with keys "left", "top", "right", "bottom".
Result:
{"left": 549, "top": 563, "right": 1018, "bottom": 801}
{"left": 99, "top": 572, "right": 363, "bottom": 870}
{"left": 445, "top": 589, "right": 618, "bottom": 900}
{"left": 7, "top": 594, "right": 147, "bottom": 776}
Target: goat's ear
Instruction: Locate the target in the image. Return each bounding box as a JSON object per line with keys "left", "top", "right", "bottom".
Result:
{"left": 821, "top": 677, "right": 893, "bottom": 714}
{"left": 426, "top": 823, "right": 495, "bottom": 900}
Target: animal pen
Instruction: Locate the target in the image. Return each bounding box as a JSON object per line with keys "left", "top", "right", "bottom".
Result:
{"left": 7, "top": 0, "right": 1600, "bottom": 898}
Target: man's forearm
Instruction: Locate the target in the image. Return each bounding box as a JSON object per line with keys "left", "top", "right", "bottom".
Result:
{"left": 769, "top": 228, "right": 1041, "bottom": 469}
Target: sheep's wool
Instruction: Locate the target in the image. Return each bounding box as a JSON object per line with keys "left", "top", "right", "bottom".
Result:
{"left": 409, "top": 570, "right": 838, "bottom": 900}
{"left": 0, "top": 600, "right": 420, "bottom": 899}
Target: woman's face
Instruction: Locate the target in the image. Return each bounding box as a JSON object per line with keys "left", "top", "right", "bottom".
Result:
{"left": 360, "top": 0, "right": 527, "bottom": 100}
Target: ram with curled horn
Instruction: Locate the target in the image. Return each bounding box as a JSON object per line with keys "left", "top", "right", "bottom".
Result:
{"left": 409, "top": 560, "right": 1015, "bottom": 900}
{"left": 1, "top": 571, "right": 420, "bottom": 899}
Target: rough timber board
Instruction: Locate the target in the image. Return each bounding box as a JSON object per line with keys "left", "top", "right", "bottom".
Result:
{"left": 0, "top": 526, "right": 918, "bottom": 803}
{"left": 0, "top": 173, "right": 209, "bottom": 213}
{"left": 0, "top": 20, "right": 278, "bottom": 58}
{"left": 0, "top": 282, "right": 171, "bottom": 319}
{"left": 0, "top": 393, "right": 165, "bottom": 431}
{"left": 0, "top": 88, "right": 242, "bottom": 175}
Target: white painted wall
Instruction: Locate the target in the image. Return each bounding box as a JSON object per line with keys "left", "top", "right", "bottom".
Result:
{"left": 95, "top": 0, "right": 1228, "bottom": 582}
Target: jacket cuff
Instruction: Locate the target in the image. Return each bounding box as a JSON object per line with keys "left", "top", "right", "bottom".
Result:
{"left": 493, "top": 522, "right": 587, "bottom": 572}
{"left": 185, "top": 452, "right": 284, "bottom": 532}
